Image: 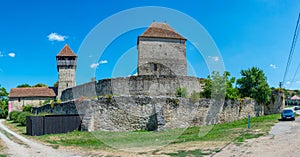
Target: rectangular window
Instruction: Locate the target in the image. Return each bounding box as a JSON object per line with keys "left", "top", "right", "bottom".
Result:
{"left": 18, "top": 98, "right": 21, "bottom": 102}
{"left": 154, "top": 64, "right": 157, "bottom": 71}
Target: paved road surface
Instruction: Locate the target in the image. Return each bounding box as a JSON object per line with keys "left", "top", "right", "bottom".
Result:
{"left": 214, "top": 116, "right": 300, "bottom": 157}
{"left": 0, "top": 119, "right": 81, "bottom": 157}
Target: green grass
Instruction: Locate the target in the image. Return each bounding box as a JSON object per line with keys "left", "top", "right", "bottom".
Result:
{"left": 4, "top": 114, "right": 280, "bottom": 154}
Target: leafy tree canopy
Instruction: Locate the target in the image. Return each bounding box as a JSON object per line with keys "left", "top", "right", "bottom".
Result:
{"left": 201, "top": 71, "right": 238, "bottom": 100}
{"left": 0, "top": 84, "right": 8, "bottom": 117}
{"left": 17, "top": 84, "right": 31, "bottom": 88}
{"left": 33, "top": 83, "right": 48, "bottom": 87}
{"left": 236, "top": 67, "right": 271, "bottom": 105}
{"left": 53, "top": 81, "right": 59, "bottom": 87}
{"left": 0, "top": 84, "right": 8, "bottom": 98}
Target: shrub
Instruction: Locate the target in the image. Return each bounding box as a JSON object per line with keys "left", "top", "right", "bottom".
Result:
{"left": 176, "top": 87, "right": 187, "bottom": 98}
{"left": 9, "top": 111, "right": 22, "bottom": 121}
{"left": 22, "top": 105, "right": 33, "bottom": 112}
{"left": 50, "top": 100, "right": 55, "bottom": 108}
{"left": 16, "top": 112, "right": 32, "bottom": 126}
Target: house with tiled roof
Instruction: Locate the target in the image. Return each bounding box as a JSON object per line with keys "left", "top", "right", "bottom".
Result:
{"left": 9, "top": 87, "right": 56, "bottom": 111}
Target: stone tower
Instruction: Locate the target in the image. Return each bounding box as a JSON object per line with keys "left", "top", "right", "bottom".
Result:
{"left": 56, "top": 44, "right": 77, "bottom": 100}
{"left": 137, "top": 22, "right": 187, "bottom": 76}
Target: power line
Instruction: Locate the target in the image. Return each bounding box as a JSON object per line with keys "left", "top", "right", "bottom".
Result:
{"left": 282, "top": 13, "right": 300, "bottom": 87}
{"left": 289, "top": 63, "right": 300, "bottom": 88}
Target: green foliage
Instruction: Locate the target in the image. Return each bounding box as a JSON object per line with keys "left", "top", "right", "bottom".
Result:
{"left": 51, "top": 100, "right": 55, "bottom": 108}
{"left": 0, "top": 99, "right": 8, "bottom": 118}
{"left": 236, "top": 67, "right": 271, "bottom": 105}
{"left": 200, "top": 71, "right": 239, "bottom": 100}
{"left": 17, "top": 84, "right": 31, "bottom": 88}
{"left": 43, "top": 99, "right": 51, "bottom": 105}
{"left": 9, "top": 111, "right": 22, "bottom": 121}
{"left": 53, "top": 81, "right": 59, "bottom": 87}
{"left": 0, "top": 85, "right": 8, "bottom": 98}
{"left": 16, "top": 112, "right": 32, "bottom": 126}
{"left": 55, "top": 99, "right": 62, "bottom": 104}
{"left": 9, "top": 111, "right": 32, "bottom": 126}
{"left": 190, "top": 91, "right": 200, "bottom": 103}
{"left": 0, "top": 85, "right": 8, "bottom": 117}
{"left": 22, "top": 105, "right": 33, "bottom": 112}
{"left": 33, "top": 83, "right": 48, "bottom": 87}
{"left": 176, "top": 87, "right": 187, "bottom": 98}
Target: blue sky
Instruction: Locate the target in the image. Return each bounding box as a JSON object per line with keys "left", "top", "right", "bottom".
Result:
{"left": 1, "top": 0, "right": 300, "bottom": 91}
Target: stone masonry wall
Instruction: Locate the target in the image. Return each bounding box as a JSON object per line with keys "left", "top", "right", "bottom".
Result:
{"left": 57, "top": 68, "right": 76, "bottom": 100}
{"left": 264, "top": 90, "right": 285, "bottom": 115}
{"left": 61, "top": 76, "right": 203, "bottom": 101}
{"left": 138, "top": 38, "right": 187, "bottom": 76}
{"left": 33, "top": 96, "right": 259, "bottom": 132}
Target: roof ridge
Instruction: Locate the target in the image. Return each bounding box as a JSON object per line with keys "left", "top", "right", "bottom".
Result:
{"left": 139, "top": 22, "right": 186, "bottom": 40}
{"left": 56, "top": 44, "right": 77, "bottom": 57}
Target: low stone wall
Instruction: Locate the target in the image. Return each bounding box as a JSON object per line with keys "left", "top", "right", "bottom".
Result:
{"left": 33, "top": 96, "right": 259, "bottom": 132}
{"left": 61, "top": 75, "right": 203, "bottom": 101}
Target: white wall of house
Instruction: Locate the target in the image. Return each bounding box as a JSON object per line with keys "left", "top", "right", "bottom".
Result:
{"left": 9, "top": 97, "right": 55, "bottom": 111}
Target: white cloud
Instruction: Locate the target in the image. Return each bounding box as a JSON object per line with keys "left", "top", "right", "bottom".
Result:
{"left": 99, "top": 60, "right": 108, "bottom": 64}
{"left": 90, "top": 63, "right": 99, "bottom": 69}
{"left": 208, "top": 56, "right": 219, "bottom": 62}
{"left": 296, "top": 81, "right": 300, "bottom": 84}
{"left": 270, "top": 64, "right": 277, "bottom": 69}
{"left": 90, "top": 60, "right": 108, "bottom": 69}
{"left": 47, "top": 33, "right": 67, "bottom": 41}
{"left": 286, "top": 81, "right": 291, "bottom": 85}
{"left": 0, "top": 51, "right": 3, "bottom": 57}
{"left": 8, "top": 52, "right": 15, "bottom": 58}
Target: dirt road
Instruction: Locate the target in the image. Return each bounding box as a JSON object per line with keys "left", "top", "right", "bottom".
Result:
{"left": 0, "top": 119, "right": 81, "bottom": 157}
{"left": 214, "top": 117, "right": 300, "bottom": 157}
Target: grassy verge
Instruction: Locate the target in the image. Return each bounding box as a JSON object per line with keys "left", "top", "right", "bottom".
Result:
{"left": 0, "top": 139, "right": 7, "bottom": 157}
{"left": 4, "top": 114, "right": 280, "bottom": 156}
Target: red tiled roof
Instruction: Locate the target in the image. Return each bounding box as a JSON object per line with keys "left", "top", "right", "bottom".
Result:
{"left": 139, "top": 22, "right": 186, "bottom": 40}
{"left": 291, "top": 95, "right": 300, "bottom": 100}
{"left": 56, "top": 44, "right": 77, "bottom": 57}
{"left": 9, "top": 87, "right": 56, "bottom": 98}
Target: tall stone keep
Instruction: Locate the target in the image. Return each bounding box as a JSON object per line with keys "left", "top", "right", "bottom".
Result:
{"left": 56, "top": 44, "right": 77, "bottom": 100}
{"left": 138, "top": 22, "right": 187, "bottom": 76}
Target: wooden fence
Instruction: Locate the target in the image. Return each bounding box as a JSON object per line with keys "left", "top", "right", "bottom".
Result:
{"left": 26, "top": 114, "right": 81, "bottom": 136}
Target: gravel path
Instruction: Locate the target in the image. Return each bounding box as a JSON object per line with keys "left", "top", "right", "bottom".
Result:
{"left": 0, "top": 119, "right": 82, "bottom": 157}
{"left": 214, "top": 117, "right": 300, "bottom": 157}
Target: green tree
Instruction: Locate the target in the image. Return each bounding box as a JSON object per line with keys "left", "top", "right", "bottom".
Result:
{"left": 17, "top": 84, "right": 31, "bottom": 88}
{"left": 0, "top": 85, "right": 8, "bottom": 117}
{"left": 236, "top": 67, "right": 271, "bottom": 105}
{"left": 33, "top": 83, "right": 48, "bottom": 87}
{"left": 53, "top": 81, "right": 59, "bottom": 87}
{"left": 200, "top": 71, "right": 238, "bottom": 100}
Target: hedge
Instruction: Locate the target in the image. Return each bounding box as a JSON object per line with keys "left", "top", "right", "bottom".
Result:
{"left": 17, "top": 112, "right": 32, "bottom": 126}
{"left": 9, "top": 111, "right": 32, "bottom": 126}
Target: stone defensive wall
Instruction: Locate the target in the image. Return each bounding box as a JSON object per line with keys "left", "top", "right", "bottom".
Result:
{"left": 61, "top": 75, "right": 204, "bottom": 101}
{"left": 32, "top": 96, "right": 260, "bottom": 132}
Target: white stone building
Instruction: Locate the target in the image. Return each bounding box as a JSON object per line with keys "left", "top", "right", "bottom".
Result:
{"left": 8, "top": 87, "right": 56, "bottom": 111}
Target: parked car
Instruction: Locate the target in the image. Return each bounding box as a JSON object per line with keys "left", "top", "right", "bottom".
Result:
{"left": 281, "top": 108, "right": 295, "bottom": 120}
{"left": 294, "top": 106, "right": 299, "bottom": 110}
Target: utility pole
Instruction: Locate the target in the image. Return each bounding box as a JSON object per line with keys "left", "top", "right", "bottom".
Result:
{"left": 279, "top": 82, "right": 283, "bottom": 89}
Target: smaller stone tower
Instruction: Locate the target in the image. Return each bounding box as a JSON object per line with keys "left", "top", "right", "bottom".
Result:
{"left": 138, "top": 22, "right": 187, "bottom": 76}
{"left": 56, "top": 44, "right": 77, "bottom": 100}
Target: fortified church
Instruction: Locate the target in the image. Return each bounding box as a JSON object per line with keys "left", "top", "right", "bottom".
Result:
{"left": 8, "top": 22, "right": 202, "bottom": 111}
